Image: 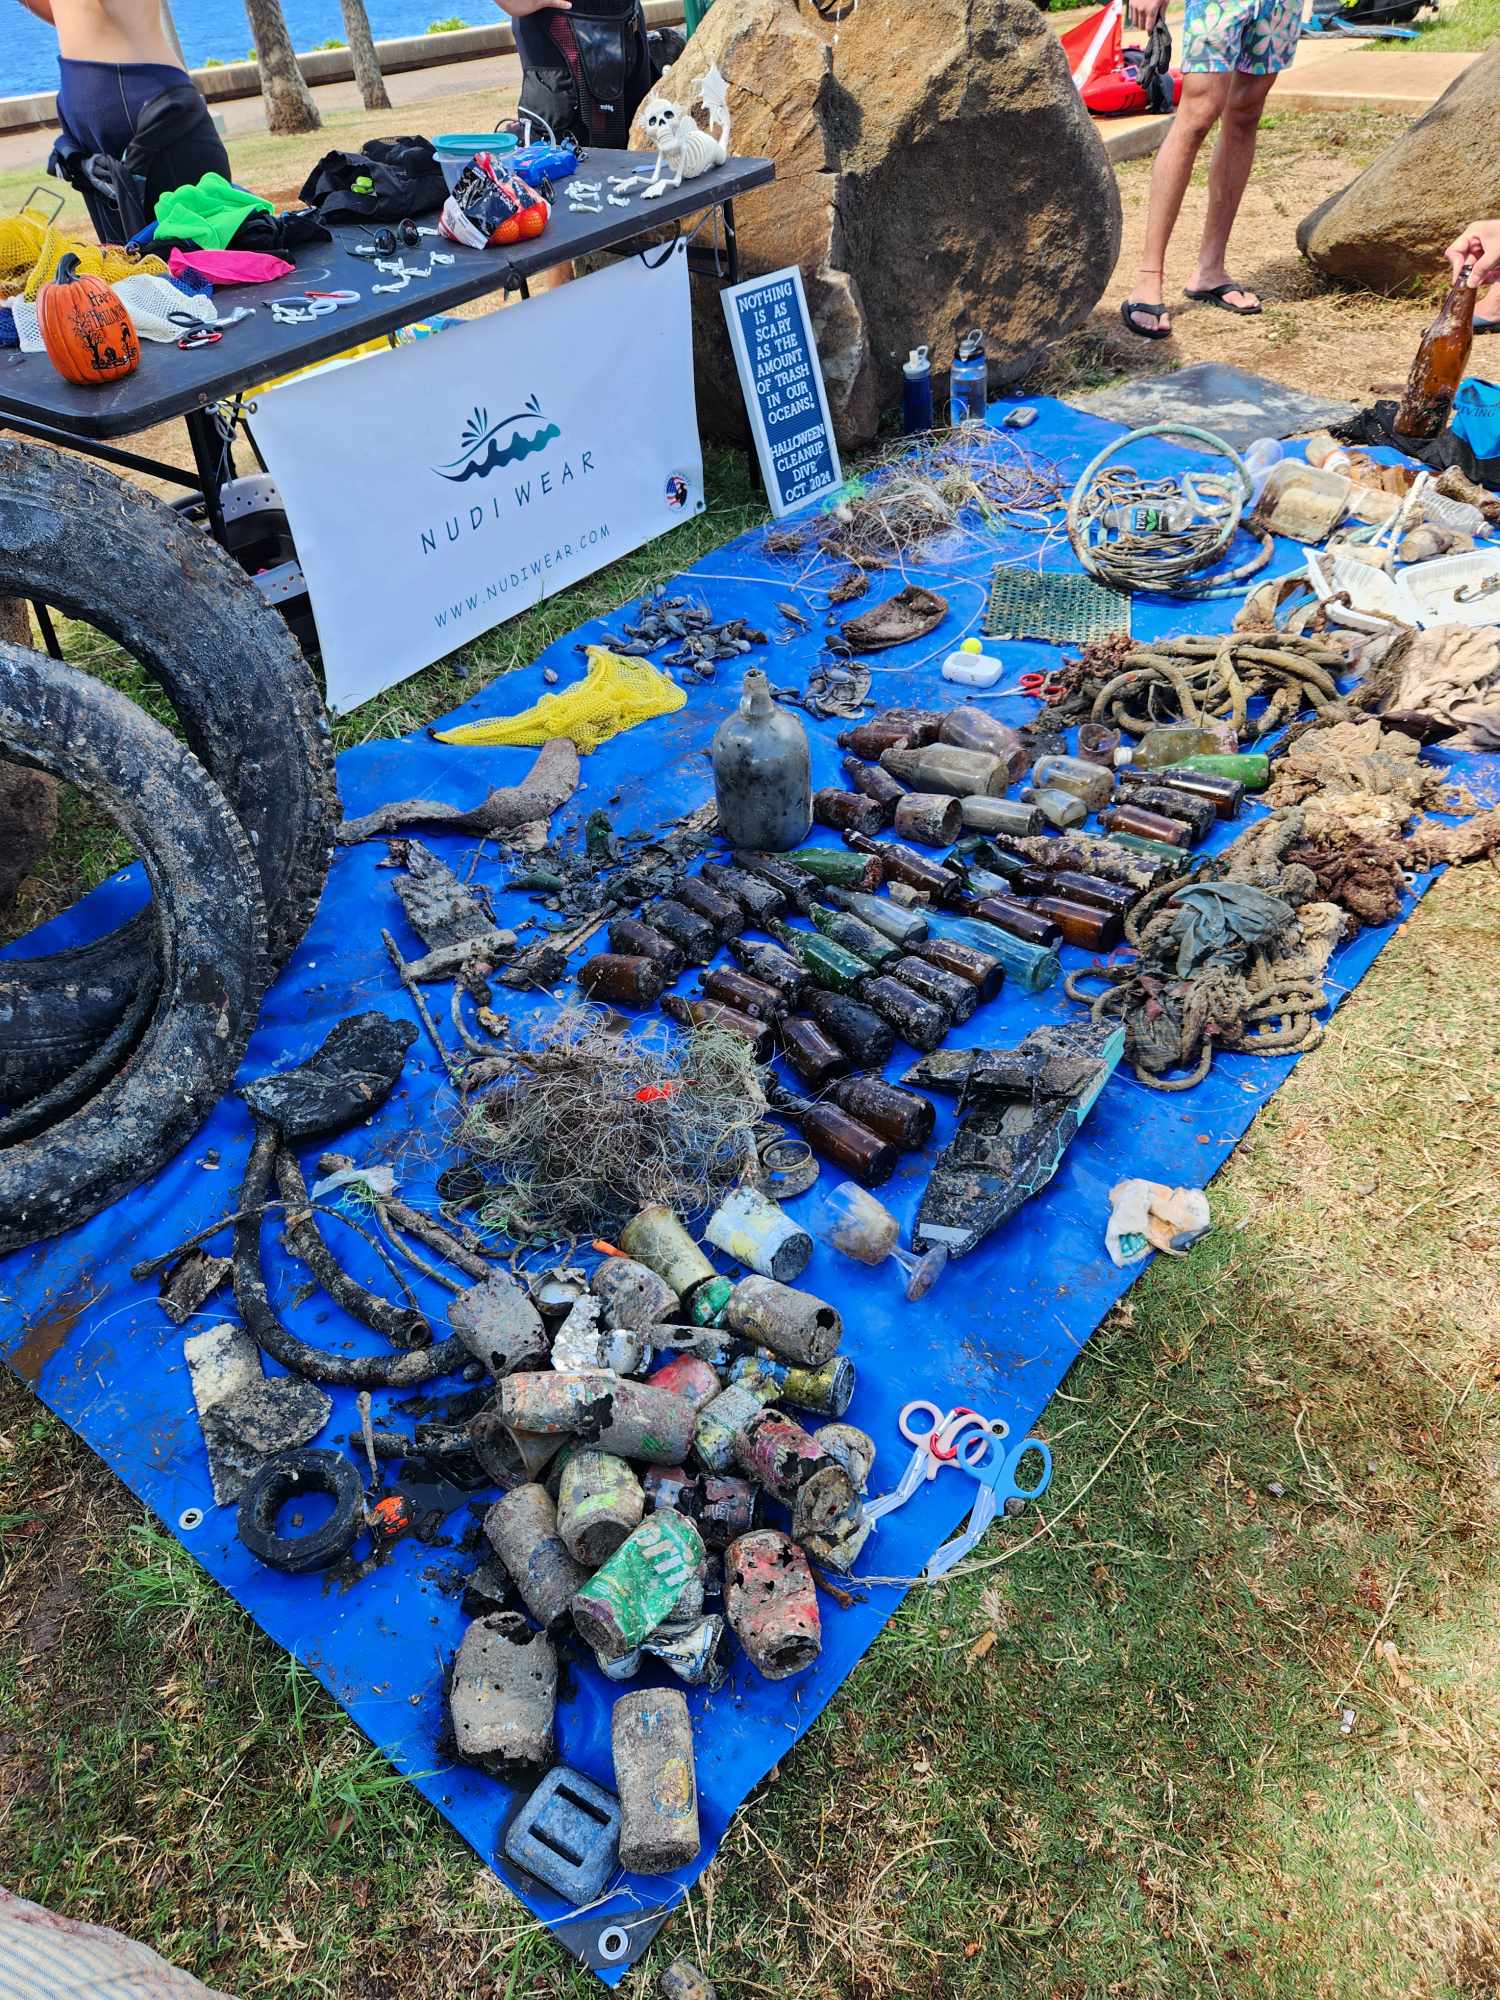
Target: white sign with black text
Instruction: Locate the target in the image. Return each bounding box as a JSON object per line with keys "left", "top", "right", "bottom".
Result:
{"left": 721, "top": 264, "right": 842, "bottom": 519}
{"left": 249, "top": 245, "right": 704, "bottom": 713}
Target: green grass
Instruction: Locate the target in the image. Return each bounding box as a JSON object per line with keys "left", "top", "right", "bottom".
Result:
{"left": 3, "top": 861, "right": 1497, "bottom": 1998}
{"left": 1366, "top": 0, "right": 1500, "bottom": 48}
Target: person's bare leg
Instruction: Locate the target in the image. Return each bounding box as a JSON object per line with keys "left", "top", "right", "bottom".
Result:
{"left": 1127, "top": 71, "right": 1231, "bottom": 336}
{"left": 1187, "top": 69, "right": 1277, "bottom": 309}
{"left": 1477, "top": 281, "right": 1500, "bottom": 327}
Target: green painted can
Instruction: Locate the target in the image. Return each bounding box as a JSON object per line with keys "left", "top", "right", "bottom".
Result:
{"left": 689, "top": 1274, "right": 734, "bottom": 1326}
{"left": 571, "top": 1512, "right": 706, "bottom": 1662}
{"left": 1167, "top": 752, "right": 1271, "bottom": 791}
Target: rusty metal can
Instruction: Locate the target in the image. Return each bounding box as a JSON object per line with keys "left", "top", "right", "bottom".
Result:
{"left": 813, "top": 1422, "right": 877, "bottom": 1492}
{"left": 643, "top": 1465, "right": 759, "bottom": 1548}
{"left": 499, "top": 1371, "right": 698, "bottom": 1465}
{"left": 484, "top": 1483, "right": 587, "bottom": 1634}
{"left": 449, "top": 1610, "right": 557, "bottom": 1779}
{"left": 725, "top": 1529, "right": 821, "bottom": 1679}
{"left": 799, "top": 1501, "right": 872, "bottom": 1574}
{"left": 730, "top": 1352, "right": 854, "bottom": 1419}
{"left": 572, "top": 1511, "right": 706, "bottom": 1662}
{"left": 647, "top": 1354, "right": 722, "bottom": 1410}
{"left": 893, "top": 792, "right": 962, "bottom": 845}
{"left": 724, "top": 1274, "right": 841, "bottom": 1366}
{"left": 703, "top": 1187, "right": 813, "bottom": 1285}
{"left": 619, "top": 1204, "right": 716, "bottom": 1302}
{"left": 590, "top": 1255, "right": 680, "bottom": 1333}
{"left": 556, "top": 1450, "right": 646, "bottom": 1567}
{"left": 470, "top": 1399, "right": 563, "bottom": 1487}
{"left": 733, "top": 1407, "right": 857, "bottom": 1539}
{"left": 612, "top": 1688, "right": 701, "bottom": 1873}
{"left": 550, "top": 1294, "right": 652, "bottom": 1376}
{"left": 693, "top": 1378, "right": 778, "bottom": 1475}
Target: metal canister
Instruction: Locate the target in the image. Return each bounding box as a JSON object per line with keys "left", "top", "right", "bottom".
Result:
{"left": 556, "top": 1450, "right": 646, "bottom": 1567}
{"left": 449, "top": 1610, "right": 557, "bottom": 1779}
{"left": 484, "top": 1483, "right": 586, "bottom": 1634}
{"left": 813, "top": 1422, "right": 877, "bottom": 1492}
{"left": 612, "top": 1689, "right": 702, "bottom": 1873}
{"left": 799, "top": 1501, "right": 872, "bottom": 1575}
{"left": 733, "top": 1407, "right": 857, "bottom": 1540}
{"left": 643, "top": 1611, "right": 726, "bottom": 1687}
{"left": 591, "top": 1256, "right": 680, "bottom": 1332}
{"left": 693, "top": 1378, "right": 778, "bottom": 1475}
{"left": 703, "top": 1186, "right": 814, "bottom": 1285}
{"left": 725, "top": 1529, "right": 821, "bottom": 1679}
{"left": 499, "top": 1371, "right": 699, "bottom": 1465}
{"left": 550, "top": 1295, "right": 652, "bottom": 1376}
{"left": 730, "top": 1353, "right": 854, "bottom": 1419}
{"left": 724, "top": 1275, "right": 841, "bottom": 1367}
{"left": 470, "top": 1399, "right": 563, "bottom": 1487}
{"left": 619, "top": 1204, "right": 717, "bottom": 1303}
{"left": 571, "top": 1511, "right": 706, "bottom": 1663}
{"left": 643, "top": 1464, "right": 759, "bottom": 1548}
{"left": 647, "top": 1354, "right": 722, "bottom": 1411}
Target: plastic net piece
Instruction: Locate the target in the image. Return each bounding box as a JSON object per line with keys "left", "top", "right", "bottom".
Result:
{"left": 984, "top": 564, "right": 1130, "bottom": 646}
{"left": 433, "top": 646, "right": 687, "bottom": 753}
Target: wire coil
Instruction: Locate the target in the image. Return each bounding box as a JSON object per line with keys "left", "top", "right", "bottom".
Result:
{"left": 1067, "top": 422, "right": 1272, "bottom": 598}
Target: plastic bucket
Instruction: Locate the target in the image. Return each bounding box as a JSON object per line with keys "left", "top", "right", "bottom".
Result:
{"left": 435, "top": 131, "right": 516, "bottom": 192}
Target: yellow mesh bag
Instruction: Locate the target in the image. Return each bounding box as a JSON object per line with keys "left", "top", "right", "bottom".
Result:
{"left": 0, "top": 220, "right": 169, "bottom": 301}
{"left": 433, "top": 646, "right": 686, "bottom": 753}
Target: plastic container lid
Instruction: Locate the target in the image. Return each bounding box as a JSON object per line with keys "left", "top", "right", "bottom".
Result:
{"left": 435, "top": 132, "right": 517, "bottom": 154}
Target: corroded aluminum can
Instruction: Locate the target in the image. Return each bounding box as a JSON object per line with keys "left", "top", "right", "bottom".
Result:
{"left": 703, "top": 1187, "right": 814, "bottom": 1284}
{"left": 571, "top": 1511, "right": 706, "bottom": 1662}
{"left": 556, "top": 1449, "right": 646, "bottom": 1567}
{"left": 449, "top": 1611, "right": 556, "bottom": 1779}
{"left": 724, "top": 1276, "right": 841, "bottom": 1367}
{"left": 499, "top": 1371, "right": 698, "bottom": 1465}
{"left": 612, "top": 1688, "right": 702, "bottom": 1873}
{"left": 733, "top": 1407, "right": 857, "bottom": 1540}
{"left": 590, "top": 1256, "right": 680, "bottom": 1332}
{"left": 484, "top": 1483, "right": 586, "bottom": 1634}
{"left": 725, "top": 1529, "right": 821, "bottom": 1679}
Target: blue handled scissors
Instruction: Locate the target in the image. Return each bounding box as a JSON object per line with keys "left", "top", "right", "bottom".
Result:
{"left": 923, "top": 1428, "right": 1052, "bottom": 1579}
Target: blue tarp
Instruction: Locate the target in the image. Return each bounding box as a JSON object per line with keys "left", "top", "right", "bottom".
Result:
{"left": 4, "top": 397, "right": 1496, "bottom": 1980}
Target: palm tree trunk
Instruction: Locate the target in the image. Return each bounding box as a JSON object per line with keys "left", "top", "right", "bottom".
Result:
{"left": 339, "top": 0, "right": 392, "bottom": 112}
{"left": 242, "top": 0, "right": 322, "bottom": 135}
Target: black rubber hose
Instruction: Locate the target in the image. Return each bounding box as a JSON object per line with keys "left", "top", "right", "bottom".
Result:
{"left": 273, "top": 1146, "right": 432, "bottom": 1349}
{"left": 234, "top": 1122, "right": 470, "bottom": 1388}
{"left": 0, "top": 437, "right": 337, "bottom": 1109}
{"left": 0, "top": 643, "right": 268, "bottom": 1253}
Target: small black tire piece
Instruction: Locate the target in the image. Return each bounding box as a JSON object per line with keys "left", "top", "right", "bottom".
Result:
{"left": 0, "top": 438, "right": 336, "bottom": 1106}
{"left": 236, "top": 1449, "right": 365, "bottom": 1574}
{"left": 0, "top": 642, "right": 268, "bottom": 1253}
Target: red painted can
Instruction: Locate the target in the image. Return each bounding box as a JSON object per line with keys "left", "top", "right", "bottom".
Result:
{"left": 725, "top": 1529, "right": 822, "bottom": 1679}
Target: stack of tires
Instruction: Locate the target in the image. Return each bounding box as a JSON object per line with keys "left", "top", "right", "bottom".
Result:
{"left": 0, "top": 441, "right": 337, "bottom": 1254}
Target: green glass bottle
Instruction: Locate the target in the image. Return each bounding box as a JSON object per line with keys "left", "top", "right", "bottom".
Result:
{"left": 781, "top": 847, "right": 883, "bottom": 890}
{"left": 1166, "top": 752, "right": 1270, "bottom": 792}
{"left": 1106, "top": 832, "right": 1192, "bottom": 868}
{"left": 767, "top": 919, "right": 871, "bottom": 995}
{"left": 924, "top": 908, "right": 1060, "bottom": 993}
{"left": 808, "top": 904, "right": 902, "bottom": 969}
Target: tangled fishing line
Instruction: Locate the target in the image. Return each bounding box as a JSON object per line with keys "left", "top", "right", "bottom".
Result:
{"left": 454, "top": 1007, "right": 767, "bottom": 1240}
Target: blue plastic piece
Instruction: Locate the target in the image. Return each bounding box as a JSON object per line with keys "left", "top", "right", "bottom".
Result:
{"left": 510, "top": 140, "right": 581, "bottom": 189}
{"left": 504, "top": 1766, "right": 621, "bottom": 1905}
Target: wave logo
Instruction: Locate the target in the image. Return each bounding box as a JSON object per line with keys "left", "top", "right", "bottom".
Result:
{"left": 434, "top": 395, "right": 561, "bottom": 483}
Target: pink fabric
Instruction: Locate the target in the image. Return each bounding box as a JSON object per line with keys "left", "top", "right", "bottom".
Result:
{"left": 166, "top": 248, "right": 295, "bottom": 286}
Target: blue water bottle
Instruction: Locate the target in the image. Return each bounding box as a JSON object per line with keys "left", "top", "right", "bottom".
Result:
{"left": 902, "top": 345, "right": 933, "bottom": 434}
{"left": 949, "top": 328, "right": 988, "bottom": 428}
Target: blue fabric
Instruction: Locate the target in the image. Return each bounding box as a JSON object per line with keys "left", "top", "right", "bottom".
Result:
{"left": 4, "top": 398, "right": 1497, "bottom": 1982}
{"left": 55, "top": 57, "right": 188, "bottom": 159}
{"left": 1454, "top": 377, "right": 1500, "bottom": 460}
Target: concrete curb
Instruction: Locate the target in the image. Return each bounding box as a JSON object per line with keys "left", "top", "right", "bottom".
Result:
{"left": 0, "top": 3, "right": 684, "bottom": 138}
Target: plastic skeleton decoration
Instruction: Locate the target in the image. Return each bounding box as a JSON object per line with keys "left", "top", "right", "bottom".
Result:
{"left": 623, "top": 65, "right": 732, "bottom": 199}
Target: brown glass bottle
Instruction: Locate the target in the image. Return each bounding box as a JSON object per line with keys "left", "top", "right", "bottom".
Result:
{"left": 662, "top": 995, "right": 774, "bottom": 1060}
{"left": 778, "top": 1014, "right": 850, "bottom": 1089}
{"left": 608, "top": 914, "right": 685, "bottom": 977}
{"left": 731, "top": 852, "right": 817, "bottom": 911}
{"left": 646, "top": 898, "right": 718, "bottom": 964}
{"left": 964, "top": 892, "right": 1063, "bottom": 949}
{"left": 1032, "top": 896, "right": 1122, "bottom": 951}
{"left": 1099, "top": 803, "right": 1194, "bottom": 847}
{"left": 1118, "top": 765, "right": 1243, "bottom": 819}
{"left": 804, "top": 989, "right": 896, "bottom": 1067}
{"left": 1103, "top": 781, "right": 1215, "bottom": 844}
{"left": 813, "top": 787, "right": 886, "bottom": 836}
{"left": 827, "top": 1075, "right": 935, "bottom": 1149}
{"left": 1395, "top": 265, "right": 1477, "bottom": 440}
{"left": 937, "top": 706, "right": 1027, "bottom": 780}
{"left": 578, "top": 953, "right": 669, "bottom": 1007}
{"left": 765, "top": 1084, "right": 899, "bottom": 1187}
{"left": 891, "top": 954, "right": 977, "bottom": 1024}
{"left": 674, "top": 875, "right": 746, "bottom": 936}
{"left": 845, "top": 832, "right": 961, "bottom": 898}
{"left": 701, "top": 965, "right": 784, "bottom": 1019}
{"left": 726, "top": 936, "right": 809, "bottom": 1006}
{"left": 912, "top": 936, "right": 1004, "bottom": 1001}
{"left": 836, "top": 710, "right": 943, "bottom": 758}
{"left": 700, "top": 860, "right": 787, "bottom": 922}
{"left": 859, "top": 973, "right": 949, "bottom": 1052}
{"left": 840, "top": 756, "right": 907, "bottom": 816}
{"left": 1026, "top": 869, "right": 1135, "bottom": 917}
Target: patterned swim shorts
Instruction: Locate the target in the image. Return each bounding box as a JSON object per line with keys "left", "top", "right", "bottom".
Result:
{"left": 1181, "top": 0, "right": 1303, "bottom": 73}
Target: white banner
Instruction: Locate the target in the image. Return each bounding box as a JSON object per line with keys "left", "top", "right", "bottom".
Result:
{"left": 249, "top": 245, "right": 704, "bottom": 712}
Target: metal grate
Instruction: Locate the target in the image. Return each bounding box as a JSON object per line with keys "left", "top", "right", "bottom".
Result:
{"left": 984, "top": 563, "right": 1130, "bottom": 646}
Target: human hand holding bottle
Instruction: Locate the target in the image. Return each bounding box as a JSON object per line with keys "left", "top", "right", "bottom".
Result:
{"left": 1445, "top": 221, "right": 1500, "bottom": 290}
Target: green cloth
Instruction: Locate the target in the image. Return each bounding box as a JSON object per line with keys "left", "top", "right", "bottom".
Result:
{"left": 683, "top": 0, "right": 714, "bottom": 34}
{"left": 152, "top": 173, "right": 274, "bottom": 251}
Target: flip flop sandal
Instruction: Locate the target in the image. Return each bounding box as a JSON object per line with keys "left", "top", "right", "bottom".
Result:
{"left": 840, "top": 583, "right": 949, "bottom": 652}
{"left": 1120, "top": 299, "right": 1172, "bottom": 340}
{"left": 1184, "top": 283, "right": 1262, "bottom": 316}
{"left": 1475, "top": 318, "right": 1500, "bottom": 336}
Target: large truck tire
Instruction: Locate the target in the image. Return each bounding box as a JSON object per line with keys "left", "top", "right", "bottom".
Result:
{"left": 0, "top": 439, "right": 335, "bottom": 1108}
{"left": 0, "top": 643, "right": 268, "bottom": 1254}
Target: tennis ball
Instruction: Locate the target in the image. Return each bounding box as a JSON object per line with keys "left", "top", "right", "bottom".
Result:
{"left": 961, "top": 637, "right": 983, "bottom": 655}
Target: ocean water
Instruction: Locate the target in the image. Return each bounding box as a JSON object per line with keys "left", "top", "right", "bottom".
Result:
{"left": 4, "top": 3, "right": 485, "bottom": 98}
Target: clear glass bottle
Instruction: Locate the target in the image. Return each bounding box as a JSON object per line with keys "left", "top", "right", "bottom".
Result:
{"left": 711, "top": 669, "right": 811, "bottom": 851}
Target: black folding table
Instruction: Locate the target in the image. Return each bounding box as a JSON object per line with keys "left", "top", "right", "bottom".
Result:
{"left": 0, "top": 150, "right": 773, "bottom": 594}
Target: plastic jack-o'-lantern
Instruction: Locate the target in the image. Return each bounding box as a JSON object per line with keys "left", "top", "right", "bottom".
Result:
{"left": 37, "top": 253, "right": 140, "bottom": 386}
